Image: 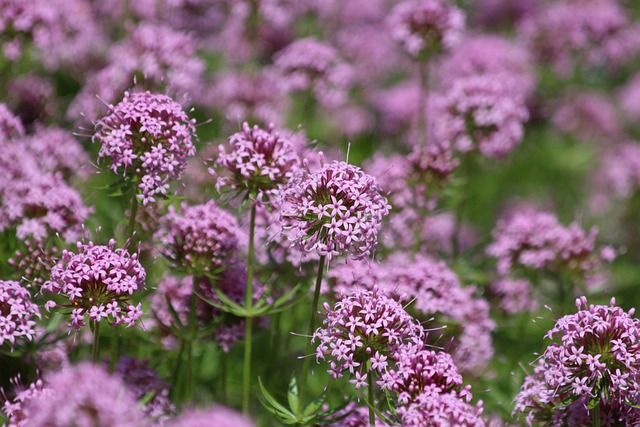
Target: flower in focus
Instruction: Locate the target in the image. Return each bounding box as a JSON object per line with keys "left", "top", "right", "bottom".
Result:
{"left": 397, "top": 385, "right": 485, "bottom": 426}
{"left": 271, "top": 37, "right": 354, "bottom": 108}
{"left": 0, "top": 280, "right": 40, "bottom": 348}
{"left": 23, "top": 363, "right": 146, "bottom": 427}
{"left": 155, "top": 201, "right": 242, "bottom": 275}
{"left": 42, "top": 239, "right": 145, "bottom": 331}
{"left": 388, "top": 0, "right": 465, "bottom": 58}
{"left": 313, "top": 287, "right": 424, "bottom": 384}
{"left": 514, "top": 297, "right": 640, "bottom": 425}
{"left": 211, "top": 122, "right": 300, "bottom": 203}
{"left": 92, "top": 91, "right": 197, "bottom": 205}
{"left": 169, "top": 405, "right": 255, "bottom": 427}
{"left": 280, "top": 160, "right": 390, "bottom": 260}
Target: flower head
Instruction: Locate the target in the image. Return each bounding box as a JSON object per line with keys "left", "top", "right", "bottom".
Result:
{"left": 388, "top": 0, "right": 465, "bottom": 58}
{"left": 42, "top": 239, "right": 146, "bottom": 331}
{"left": 170, "top": 405, "right": 255, "bottom": 427}
{"left": 155, "top": 201, "right": 242, "bottom": 274}
{"left": 2, "top": 377, "right": 51, "bottom": 427}
{"left": 211, "top": 122, "right": 300, "bottom": 203}
{"left": 397, "top": 386, "right": 485, "bottom": 427}
{"left": 23, "top": 363, "right": 145, "bottom": 427}
{"left": 271, "top": 37, "right": 354, "bottom": 107}
{"left": 0, "top": 103, "right": 25, "bottom": 140}
{"left": 313, "top": 288, "right": 424, "bottom": 382}
{"left": 0, "top": 281, "right": 40, "bottom": 348}
{"left": 93, "top": 91, "right": 197, "bottom": 205}
{"left": 514, "top": 297, "right": 640, "bottom": 425}
{"left": 280, "top": 160, "right": 390, "bottom": 260}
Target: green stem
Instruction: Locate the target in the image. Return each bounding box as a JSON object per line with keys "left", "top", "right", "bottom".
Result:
{"left": 126, "top": 192, "right": 138, "bottom": 243}
{"left": 242, "top": 204, "right": 257, "bottom": 415}
{"left": 186, "top": 275, "right": 198, "bottom": 402}
{"left": 91, "top": 321, "right": 101, "bottom": 363}
{"left": 170, "top": 339, "right": 186, "bottom": 403}
{"left": 368, "top": 370, "right": 375, "bottom": 426}
{"left": 417, "top": 59, "right": 430, "bottom": 149}
{"left": 296, "top": 255, "right": 327, "bottom": 422}
{"left": 592, "top": 407, "right": 601, "bottom": 427}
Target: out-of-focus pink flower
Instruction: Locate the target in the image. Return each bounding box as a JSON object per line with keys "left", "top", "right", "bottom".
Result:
{"left": 552, "top": 91, "right": 623, "bottom": 142}
{"left": 169, "top": 405, "right": 255, "bottom": 427}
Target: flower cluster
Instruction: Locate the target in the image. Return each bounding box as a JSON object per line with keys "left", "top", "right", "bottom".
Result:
{"left": 9, "top": 239, "right": 59, "bottom": 286}
{"left": 388, "top": 0, "right": 465, "bottom": 57}
{"left": 592, "top": 141, "right": 640, "bottom": 212}
{"left": 489, "top": 278, "right": 538, "bottom": 314}
{"left": 280, "top": 160, "right": 390, "bottom": 260}
{"left": 271, "top": 37, "right": 354, "bottom": 107}
{"left": 211, "top": 122, "right": 300, "bottom": 203}
{"left": 42, "top": 239, "right": 145, "bottom": 331}
{"left": 439, "top": 75, "right": 529, "bottom": 158}
{"left": 0, "top": 280, "right": 40, "bottom": 348}
{"left": 325, "top": 253, "right": 495, "bottom": 372}
{"left": 93, "top": 91, "right": 197, "bottom": 205}
{"left": 2, "top": 377, "right": 51, "bottom": 427}
{"left": 69, "top": 22, "right": 204, "bottom": 122}
{"left": 514, "top": 297, "right": 640, "bottom": 425}
{"left": 6, "top": 74, "right": 54, "bottom": 125}
{"left": 551, "top": 91, "right": 623, "bottom": 143}
{"left": 0, "top": 103, "right": 25, "bottom": 140}
{"left": 22, "top": 363, "right": 145, "bottom": 427}
{"left": 397, "top": 385, "right": 485, "bottom": 426}
{"left": 170, "top": 405, "right": 255, "bottom": 427}
{"left": 487, "top": 207, "right": 614, "bottom": 289}
{"left": 113, "top": 356, "right": 176, "bottom": 423}
{"left": 155, "top": 201, "right": 242, "bottom": 274}
{"left": 313, "top": 288, "right": 424, "bottom": 386}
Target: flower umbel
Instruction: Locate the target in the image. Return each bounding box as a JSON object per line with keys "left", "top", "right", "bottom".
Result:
{"left": 0, "top": 280, "right": 40, "bottom": 348}
{"left": 42, "top": 239, "right": 145, "bottom": 331}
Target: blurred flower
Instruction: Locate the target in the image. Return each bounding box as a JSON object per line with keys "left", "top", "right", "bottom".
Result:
{"left": 8, "top": 239, "right": 59, "bottom": 287}
{"left": 169, "top": 405, "right": 255, "bottom": 427}
{"left": 618, "top": 73, "right": 640, "bottom": 124}
{"left": 489, "top": 278, "right": 538, "bottom": 314}
{"left": 0, "top": 103, "right": 25, "bottom": 140}
{"left": 271, "top": 37, "right": 354, "bottom": 107}
{"left": 514, "top": 297, "right": 640, "bottom": 425}
{"left": 69, "top": 23, "right": 205, "bottom": 122}
{"left": 551, "top": 91, "right": 623, "bottom": 142}
{"left": 113, "top": 357, "right": 176, "bottom": 424}
{"left": 93, "top": 91, "right": 197, "bottom": 205}
{"left": 313, "top": 287, "right": 424, "bottom": 385}
{"left": 23, "top": 363, "right": 145, "bottom": 426}
{"left": 0, "top": 280, "right": 40, "bottom": 348}
{"left": 592, "top": 141, "right": 640, "bottom": 213}
{"left": 211, "top": 122, "right": 300, "bottom": 203}
{"left": 2, "top": 377, "right": 51, "bottom": 427}
{"left": 280, "top": 160, "right": 390, "bottom": 260}
{"left": 43, "top": 239, "right": 146, "bottom": 331}
{"left": 388, "top": 0, "right": 465, "bottom": 58}
{"left": 519, "top": 0, "right": 639, "bottom": 75}
{"left": 487, "top": 207, "right": 612, "bottom": 289}
{"left": 155, "top": 201, "right": 242, "bottom": 275}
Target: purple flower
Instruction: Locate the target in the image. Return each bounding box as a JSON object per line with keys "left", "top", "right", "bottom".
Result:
{"left": 388, "top": 0, "right": 465, "bottom": 58}
{"left": 325, "top": 253, "right": 495, "bottom": 373}
{"left": 271, "top": 37, "right": 354, "bottom": 107}
{"left": 313, "top": 287, "right": 424, "bottom": 383}
{"left": 0, "top": 281, "right": 40, "bottom": 349}
{"left": 7, "top": 74, "right": 54, "bottom": 125}
{"left": 211, "top": 122, "right": 300, "bottom": 203}
{"left": 397, "top": 386, "right": 485, "bottom": 427}
{"left": 2, "top": 377, "right": 51, "bottom": 427}
{"left": 439, "top": 75, "right": 529, "bottom": 158}
{"left": 487, "top": 206, "right": 613, "bottom": 290}
{"left": 42, "top": 239, "right": 146, "bottom": 331}
{"left": 23, "top": 363, "right": 145, "bottom": 427}
{"left": 93, "top": 91, "right": 197, "bottom": 205}
{"left": 619, "top": 73, "right": 640, "bottom": 124}
{"left": 552, "top": 91, "right": 623, "bottom": 142}
{"left": 155, "top": 201, "right": 242, "bottom": 274}
{"left": 113, "top": 357, "right": 176, "bottom": 424}
{"left": 280, "top": 160, "right": 390, "bottom": 260}
{"left": 169, "top": 405, "right": 255, "bottom": 427}
{"left": 489, "top": 278, "right": 538, "bottom": 314}
{"left": 592, "top": 141, "right": 640, "bottom": 212}
{"left": 8, "top": 239, "right": 59, "bottom": 287}
{"left": 514, "top": 297, "right": 640, "bottom": 425}
{"left": 0, "top": 103, "right": 25, "bottom": 140}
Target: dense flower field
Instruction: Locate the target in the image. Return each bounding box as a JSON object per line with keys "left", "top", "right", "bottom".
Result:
{"left": 1, "top": 0, "right": 640, "bottom": 425}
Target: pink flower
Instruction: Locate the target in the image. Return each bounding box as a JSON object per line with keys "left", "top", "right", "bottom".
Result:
{"left": 0, "top": 281, "right": 40, "bottom": 348}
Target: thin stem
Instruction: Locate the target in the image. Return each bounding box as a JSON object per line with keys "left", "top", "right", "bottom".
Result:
{"left": 296, "top": 255, "right": 327, "bottom": 422}
{"left": 126, "top": 192, "right": 138, "bottom": 243}
{"left": 242, "top": 204, "right": 257, "bottom": 415}
{"left": 368, "top": 370, "right": 375, "bottom": 426}
{"left": 417, "top": 59, "right": 430, "bottom": 149}
{"left": 91, "top": 321, "right": 101, "bottom": 363}
{"left": 592, "top": 407, "right": 601, "bottom": 427}
{"left": 170, "top": 339, "right": 186, "bottom": 403}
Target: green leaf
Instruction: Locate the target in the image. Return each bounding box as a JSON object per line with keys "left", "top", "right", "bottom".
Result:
{"left": 287, "top": 377, "right": 299, "bottom": 415}
{"left": 165, "top": 295, "right": 186, "bottom": 331}
{"left": 303, "top": 387, "right": 326, "bottom": 417}
{"left": 258, "top": 377, "right": 295, "bottom": 419}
